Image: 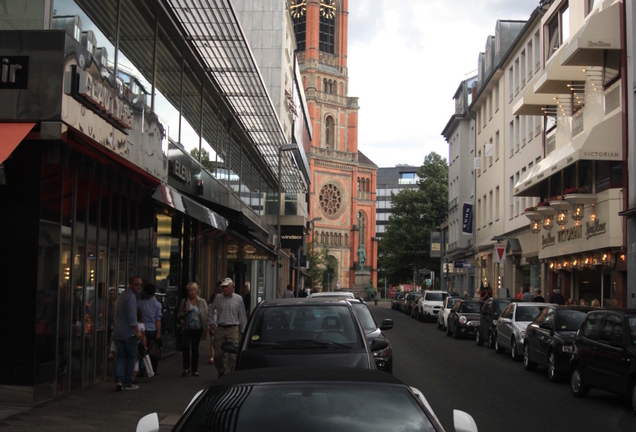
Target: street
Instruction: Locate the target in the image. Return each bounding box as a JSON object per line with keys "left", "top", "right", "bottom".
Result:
{"left": 370, "top": 302, "right": 634, "bottom": 432}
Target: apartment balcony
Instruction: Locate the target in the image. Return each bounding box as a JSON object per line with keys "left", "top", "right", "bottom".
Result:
{"left": 448, "top": 197, "right": 458, "bottom": 212}
{"left": 560, "top": 1, "right": 621, "bottom": 67}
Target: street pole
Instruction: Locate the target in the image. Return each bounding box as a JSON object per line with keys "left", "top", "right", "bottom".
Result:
{"left": 296, "top": 246, "right": 302, "bottom": 297}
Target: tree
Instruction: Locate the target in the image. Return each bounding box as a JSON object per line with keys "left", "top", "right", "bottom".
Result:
{"left": 307, "top": 245, "right": 338, "bottom": 291}
{"left": 189, "top": 148, "right": 215, "bottom": 172}
{"left": 378, "top": 152, "right": 448, "bottom": 287}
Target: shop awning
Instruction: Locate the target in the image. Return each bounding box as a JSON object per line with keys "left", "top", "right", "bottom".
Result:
{"left": 534, "top": 47, "right": 586, "bottom": 95}
{"left": 561, "top": 2, "right": 621, "bottom": 67}
{"left": 153, "top": 184, "right": 228, "bottom": 231}
{"left": 506, "top": 238, "right": 522, "bottom": 256}
{"left": 0, "top": 122, "right": 35, "bottom": 164}
{"left": 514, "top": 110, "right": 622, "bottom": 197}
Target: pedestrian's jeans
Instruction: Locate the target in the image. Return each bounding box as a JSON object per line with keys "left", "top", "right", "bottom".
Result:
{"left": 115, "top": 336, "right": 138, "bottom": 386}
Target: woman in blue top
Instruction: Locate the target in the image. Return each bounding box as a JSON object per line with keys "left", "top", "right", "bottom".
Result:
{"left": 179, "top": 282, "right": 209, "bottom": 377}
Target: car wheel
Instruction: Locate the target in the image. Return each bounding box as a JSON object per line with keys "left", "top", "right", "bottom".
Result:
{"left": 548, "top": 351, "right": 560, "bottom": 382}
{"left": 571, "top": 365, "right": 590, "bottom": 397}
{"left": 511, "top": 339, "right": 519, "bottom": 361}
{"left": 488, "top": 331, "right": 496, "bottom": 349}
{"left": 523, "top": 344, "right": 537, "bottom": 371}
{"left": 446, "top": 323, "right": 453, "bottom": 337}
{"left": 495, "top": 335, "right": 505, "bottom": 354}
{"left": 476, "top": 330, "right": 484, "bottom": 346}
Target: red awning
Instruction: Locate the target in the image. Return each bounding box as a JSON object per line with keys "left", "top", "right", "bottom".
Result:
{"left": 0, "top": 123, "right": 35, "bottom": 164}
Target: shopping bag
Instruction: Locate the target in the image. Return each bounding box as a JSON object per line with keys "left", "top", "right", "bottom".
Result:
{"left": 143, "top": 354, "right": 155, "bottom": 377}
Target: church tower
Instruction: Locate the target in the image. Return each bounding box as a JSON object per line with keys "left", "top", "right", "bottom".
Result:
{"left": 290, "top": 0, "right": 377, "bottom": 291}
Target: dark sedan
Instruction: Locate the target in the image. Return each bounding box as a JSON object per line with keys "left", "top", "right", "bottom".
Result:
{"left": 225, "top": 298, "right": 385, "bottom": 371}
{"left": 475, "top": 297, "right": 514, "bottom": 349}
{"left": 523, "top": 305, "right": 594, "bottom": 381}
{"left": 391, "top": 292, "right": 405, "bottom": 310}
{"left": 137, "top": 367, "right": 479, "bottom": 432}
{"left": 446, "top": 300, "right": 482, "bottom": 339}
{"left": 570, "top": 309, "right": 636, "bottom": 411}
{"left": 348, "top": 298, "right": 394, "bottom": 373}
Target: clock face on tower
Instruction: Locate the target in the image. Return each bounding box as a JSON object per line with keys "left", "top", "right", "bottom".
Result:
{"left": 320, "top": 0, "right": 336, "bottom": 19}
{"left": 290, "top": 0, "right": 306, "bottom": 18}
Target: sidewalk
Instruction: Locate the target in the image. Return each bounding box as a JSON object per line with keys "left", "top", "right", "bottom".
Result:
{"left": 0, "top": 340, "right": 220, "bottom": 431}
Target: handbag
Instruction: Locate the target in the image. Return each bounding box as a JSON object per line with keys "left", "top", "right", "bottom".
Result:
{"left": 142, "top": 354, "right": 155, "bottom": 378}
{"left": 149, "top": 339, "right": 163, "bottom": 358}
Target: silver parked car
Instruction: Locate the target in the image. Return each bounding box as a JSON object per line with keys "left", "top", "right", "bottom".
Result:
{"left": 495, "top": 302, "right": 547, "bottom": 360}
{"left": 437, "top": 296, "right": 462, "bottom": 331}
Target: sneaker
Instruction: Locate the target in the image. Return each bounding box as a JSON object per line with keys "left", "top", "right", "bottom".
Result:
{"left": 193, "top": 372, "right": 199, "bottom": 377}
{"left": 116, "top": 383, "right": 123, "bottom": 392}
{"left": 208, "top": 358, "right": 215, "bottom": 365}
{"left": 124, "top": 384, "right": 139, "bottom": 391}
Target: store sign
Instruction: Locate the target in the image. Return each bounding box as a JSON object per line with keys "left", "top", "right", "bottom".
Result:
{"left": 430, "top": 231, "right": 442, "bottom": 258}
{"left": 170, "top": 159, "right": 192, "bottom": 185}
{"left": 462, "top": 203, "right": 473, "bottom": 235}
{"left": 242, "top": 244, "right": 268, "bottom": 260}
{"left": 542, "top": 232, "right": 556, "bottom": 249}
{"left": 454, "top": 260, "right": 471, "bottom": 268}
{"left": 1, "top": 56, "right": 29, "bottom": 89}
{"left": 281, "top": 225, "right": 304, "bottom": 251}
{"left": 227, "top": 243, "right": 239, "bottom": 259}
{"left": 558, "top": 225, "right": 583, "bottom": 243}
{"left": 64, "top": 64, "right": 133, "bottom": 129}
{"left": 586, "top": 218, "right": 607, "bottom": 239}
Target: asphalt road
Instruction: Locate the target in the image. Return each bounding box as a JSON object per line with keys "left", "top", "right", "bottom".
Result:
{"left": 369, "top": 303, "right": 634, "bottom": 432}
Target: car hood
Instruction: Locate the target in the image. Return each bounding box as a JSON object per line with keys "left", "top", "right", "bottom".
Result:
{"left": 237, "top": 349, "right": 374, "bottom": 370}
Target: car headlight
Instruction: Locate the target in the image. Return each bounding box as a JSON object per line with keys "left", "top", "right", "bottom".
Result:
{"left": 492, "top": 320, "right": 497, "bottom": 326}
{"left": 459, "top": 316, "right": 467, "bottom": 324}
{"left": 520, "top": 330, "right": 525, "bottom": 338}
{"left": 374, "top": 346, "right": 390, "bottom": 357}
{"left": 561, "top": 346, "right": 573, "bottom": 353}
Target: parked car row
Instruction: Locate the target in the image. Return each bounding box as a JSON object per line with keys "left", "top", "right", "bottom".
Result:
{"left": 392, "top": 291, "right": 636, "bottom": 412}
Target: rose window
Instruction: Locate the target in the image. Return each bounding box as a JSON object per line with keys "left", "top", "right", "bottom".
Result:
{"left": 319, "top": 183, "right": 343, "bottom": 216}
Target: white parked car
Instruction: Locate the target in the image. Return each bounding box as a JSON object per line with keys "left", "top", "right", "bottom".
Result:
{"left": 416, "top": 290, "right": 449, "bottom": 322}
{"left": 437, "top": 296, "right": 462, "bottom": 330}
{"left": 495, "top": 302, "right": 548, "bottom": 360}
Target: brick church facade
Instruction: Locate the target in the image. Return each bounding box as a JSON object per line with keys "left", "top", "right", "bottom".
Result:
{"left": 291, "top": 0, "right": 378, "bottom": 290}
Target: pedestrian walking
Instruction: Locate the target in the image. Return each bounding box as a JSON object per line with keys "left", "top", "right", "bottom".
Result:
{"left": 208, "top": 278, "right": 247, "bottom": 378}
{"left": 450, "top": 288, "right": 459, "bottom": 297}
{"left": 208, "top": 281, "right": 222, "bottom": 365}
{"left": 284, "top": 284, "right": 294, "bottom": 298}
{"left": 548, "top": 288, "right": 565, "bottom": 305}
{"left": 521, "top": 286, "right": 534, "bottom": 302}
{"left": 242, "top": 281, "right": 251, "bottom": 314}
{"left": 138, "top": 283, "right": 162, "bottom": 374}
{"left": 533, "top": 289, "right": 545, "bottom": 303}
{"left": 114, "top": 276, "right": 144, "bottom": 391}
{"left": 179, "top": 282, "right": 209, "bottom": 377}
{"left": 132, "top": 308, "right": 148, "bottom": 384}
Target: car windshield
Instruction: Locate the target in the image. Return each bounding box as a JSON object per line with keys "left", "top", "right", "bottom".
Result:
{"left": 350, "top": 302, "right": 377, "bottom": 332}
{"left": 248, "top": 305, "right": 362, "bottom": 348}
{"left": 447, "top": 298, "right": 460, "bottom": 308}
{"left": 629, "top": 316, "right": 636, "bottom": 346}
{"left": 554, "top": 309, "right": 588, "bottom": 332}
{"left": 515, "top": 306, "right": 545, "bottom": 322}
{"left": 425, "top": 292, "right": 446, "bottom": 301}
{"left": 180, "top": 383, "right": 438, "bottom": 432}
{"left": 458, "top": 302, "right": 481, "bottom": 313}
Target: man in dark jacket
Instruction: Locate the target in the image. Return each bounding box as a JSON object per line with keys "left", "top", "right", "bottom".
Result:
{"left": 548, "top": 288, "right": 565, "bottom": 305}
{"left": 533, "top": 289, "right": 545, "bottom": 302}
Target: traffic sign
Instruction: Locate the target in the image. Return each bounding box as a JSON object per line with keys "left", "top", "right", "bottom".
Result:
{"left": 494, "top": 246, "right": 506, "bottom": 263}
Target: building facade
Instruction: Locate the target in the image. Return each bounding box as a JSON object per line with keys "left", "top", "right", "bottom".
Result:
{"left": 291, "top": 0, "right": 378, "bottom": 292}
{"left": 441, "top": 77, "right": 478, "bottom": 297}
{"left": 514, "top": 0, "right": 626, "bottom": 307}
{"left": 375, "top": 165, "right": 421, "bottom": 239}
{"left": 0, "top": 0, "right": 309, "bottom": 404}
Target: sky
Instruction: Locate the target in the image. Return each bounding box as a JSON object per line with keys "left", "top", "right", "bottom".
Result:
{"left": 347, "top": 0, "right": 541, "bottom": 168}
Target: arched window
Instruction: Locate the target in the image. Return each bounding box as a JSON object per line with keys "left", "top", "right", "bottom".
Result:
{"left": 330, "top": 232, "right": 334, "bottom": 245}
{"left": 338, "top": 233, "right": 342, "bottom": 246}
{"left": 366, "top": 179, "right": 370, "bottom": 192}
{"left": 357, "top": 178, "right": 361, "bottom": 191}
{"left": 325, "top": 116, "right": 335, "bottom": 148}
{"left": 344, "top": 234, "right": 349, "bottom": 247}
{"left": 319, "top": 0, "right": 336, "bottom": 54}
{"left": 357, "top": 211, "right": 366, "bottom": 248}
{"left": 320, "top": 232, "right": 325, "bottom": 244}
{"left": 323, "top": 78, "right": 328, "bottom": 93}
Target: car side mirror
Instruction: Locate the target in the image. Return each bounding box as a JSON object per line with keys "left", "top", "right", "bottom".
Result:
{"left": 369, "top": 339, "right": 389, "bottom": 352}
{"left": 453, "top": 410, "right": 478, "bottom": 432}
{"left": 379, "top": 319, "right": 393, "bottom": 331}
{"left": 222, "top": 341, "right": 238, "bottom": 354}
{"left": 539, "top": 322, "right": 552, "bottom": 330}
{"left": 136, "top": 413, "right": 159, "bottom": 432}
{"left": 500, "top": 318, "right": 511, "bottom": 324}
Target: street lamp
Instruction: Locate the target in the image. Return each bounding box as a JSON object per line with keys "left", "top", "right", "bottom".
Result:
{"left": 275, "top": 143, "right": 297, "bottom": 297}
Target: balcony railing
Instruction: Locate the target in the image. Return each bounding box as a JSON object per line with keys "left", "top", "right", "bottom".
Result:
{"left": 448, "top": 197, "right": 458, "bottom": 212}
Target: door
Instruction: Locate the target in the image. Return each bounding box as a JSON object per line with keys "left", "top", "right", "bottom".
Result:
{"left": 595, "top": 314, "right": 630, "bottom": 394}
